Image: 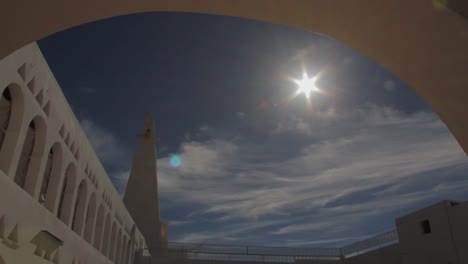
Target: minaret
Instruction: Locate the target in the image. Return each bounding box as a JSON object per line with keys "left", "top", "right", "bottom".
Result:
{"left": 123, "top": 114, "right": 165, "bottom": 254}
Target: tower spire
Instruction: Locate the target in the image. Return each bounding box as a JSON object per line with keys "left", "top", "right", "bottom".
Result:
{"left": 124, "top": 114, "right": 165, "bottom": 254}
{"left": 141, "top": 113, "right": 156, "bottom": 138}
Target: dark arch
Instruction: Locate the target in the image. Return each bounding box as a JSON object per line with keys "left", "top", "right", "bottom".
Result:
{"left": 118, "top": 234, "right": 126, "bottom": 264}
{"left": 83, "top": 192, "right": 97, "bottom": 243}
{"left": 125, "top": 239, "right": 132, "bottom": 264}
{"left": 57, "top": 163, "right": 78, "bottom": 225}
{"left": 43, "top": 142, "right": 64, "bottom": 213}
{"left": 0, "top": 83, "right": 25, "bottom": 176}
{"left": 128, "top": 224, "right": 136, "bottom": 264}
{"left": 13, "top": 119, "right": 36, "bottom": 188}
{"left": 71, "top": 179, "right": 88, "bottom": 235}
{"left": 38, "top": 142, "right": 62, "bottom": 205}
{"left": 0, "top": 88, "right": 12, "bottom": 150}
{"left": 2, "top": 2, "right": 468, "bottom": 155}
{"left": 14, "top": 115, "right": 47, "bottom": 196}
{"left": 102, "top": 213, "right": 111, "bottom": 256}
{"left": 109, "top": 221, "right": 117, "bottom": 259}
{"left": 122, "top": 237, "right": 128, "bottom": 264}
{"left": 115, "top": 229, "right": 122, "bottom": 263}
{"left": 93, "top": 204, "right": 105, "bottom": 250}
{"left": 38, "top": 147, "right": 53, "bottom": 204}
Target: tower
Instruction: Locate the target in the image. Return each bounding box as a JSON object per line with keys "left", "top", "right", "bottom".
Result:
{"left": 123, "top": 114, "right": 167, "bottom": 255}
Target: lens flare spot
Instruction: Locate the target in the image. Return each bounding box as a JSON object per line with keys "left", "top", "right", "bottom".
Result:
{"left": 170, "top": 155, "right": 181, "bottom": 168}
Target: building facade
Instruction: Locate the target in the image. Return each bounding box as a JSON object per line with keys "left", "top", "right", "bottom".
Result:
{"left": 396, "top": 200, "right": 468, "bottom": 264}
{"left": 0, "top": 43, "right": 151, "bottom": 264}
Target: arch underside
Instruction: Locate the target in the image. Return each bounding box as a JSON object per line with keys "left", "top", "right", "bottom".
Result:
{"left": 93, "top": 205, "right": 106, "bottom": 250}
{"left": 84, "top": 193, "right": 97, "bottom": 243}
{"left": 1, "top": 1, "right": 468, "bottom": 155}
{"left": 102, "top": 214, "right": 112, "bottom": 256}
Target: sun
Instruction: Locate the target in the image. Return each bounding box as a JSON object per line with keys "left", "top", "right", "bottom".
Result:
{"left": 293, "top": 72, "right": 320, "bottom": 99}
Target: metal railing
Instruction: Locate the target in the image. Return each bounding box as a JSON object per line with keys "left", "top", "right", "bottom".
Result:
{"left": 143, "top": 229, "right": 399, "bottom": 262}
{"left": 341, "top": 230, "right": 399, "bottom": 256}
{"left": 166, "top": 242, "right": 342, "bottom": 258}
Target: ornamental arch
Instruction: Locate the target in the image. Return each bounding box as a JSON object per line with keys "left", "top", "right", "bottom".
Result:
{"left": 0, "top": 83, "right": 25, "bottom": 176}
{"left": 1, "top": 1, "right": 468, "bottom": 156}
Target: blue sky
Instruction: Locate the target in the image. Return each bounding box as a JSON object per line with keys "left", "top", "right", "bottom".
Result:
{"left": 38, "top": 12, "right": 468, "bottom": 247}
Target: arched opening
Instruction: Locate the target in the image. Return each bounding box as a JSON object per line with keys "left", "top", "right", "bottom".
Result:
{"left": 122, "top": 237, "right": 128, "bottom": 264}
{"left": 125, "top": 240, "right": 132, "bottom": 264}
{"left": 101, "top": 214, "right": 111, "bottom": 256}
{"left": 108, "top": 222, "right": 117, "bottom": 259}
{"left": 115, "top": 229, "right": 122, "bottom": 263}
{"left": 43, "top": 142, "right": 64, "bottom": 213}
{"left": 119, "top": 234, "right": 126, "bottom": 264}
{"left": 57, "top": 163, "right": 77, "bottom": 225}
{"left": 38, "top": 147, "right": 53, "bottom": 204}
{"left": 14, "top": 115, "right": 47, "bottom": 195}
{"left": 13, "top": 120, "right": 35, "bottom": 189}
{"left": 83, "top": 192, "right": 97, "bottom": 243}
{"left": 71, "top": 179, "right": 88, "bottom": 235}
{"left": 24, "top": 116, "right": 47, "bottom": 196}
{"left": 132, "top": 249, "right": 138, "bottom": 264}
{"left": 38, "top": 142, "right": 62, "bottom": 204}
{"left": 93, "top": 204, "right": 105, "bottom": 250}
{"left": 128, "top": 225, "right": 136, "bottom": 264}
{"left": 0, "top": 88, "right": 12, "bottom": 149}
{"left": 0, "top": 83, "right": 25, "bottom": 176}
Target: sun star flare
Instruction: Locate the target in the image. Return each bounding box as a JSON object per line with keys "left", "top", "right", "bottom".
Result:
{"left": 293, "top": 72, "right": 320, "bottom": 99}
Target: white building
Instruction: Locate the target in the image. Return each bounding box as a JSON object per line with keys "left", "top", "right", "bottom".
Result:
{"left": 0, "top": 42, "right": 155, "bottom": 264}
{"left": 396, "top": 200, "right": 468, "bottom": 264}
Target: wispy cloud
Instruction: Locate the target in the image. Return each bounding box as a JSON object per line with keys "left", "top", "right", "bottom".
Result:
{"left": 79, "top": 117, "right": 131, "bottom": 192}
{"left": 176, "top": 218, "right": 289, "bottom": 244}
{"left": 170, "top": 220, "right": 193, "bottom": 226}
{"left": 237, "top": 112, "right": 246, "bottom": 119}
{"left": 79, "top": 86, "right": 97, "bottom": 94}
{"left": 383, "top": 80, "right": 396, "bottom": 92}
{"left": 80, "top": 118, "right": 127, "bottom": 166}
{"left": 272, "top": 115, "right": 313, "bottom": 135}
{"left": 79, "top": 106, "right": 467, "bottom": 247}
{"left": 156, "top": 105, "right": 467, "bottom": 245}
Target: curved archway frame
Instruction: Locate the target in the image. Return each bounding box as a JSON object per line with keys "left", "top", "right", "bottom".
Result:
{"left": 1, "top": 1, "right": 468, "bottom": 154}
{"left": 0, "top": 83, "right": 26, "bottom": 177}
{"left": 93, "top": 204, "right": 106, "bottom": 250}
{"left": 72, "top": 179, "right": 89, "bottom": 236}
{"left": 102, "top": 213, "right": 112, "bottom": 256}
{"left": 23, "top": 115, "right": 48, "bottom": 196}
{"left": 43, "top": 142, "right": 65, "bottom": 213}
{"left": 83, "top": 192, "right": 97, "bottom": 243}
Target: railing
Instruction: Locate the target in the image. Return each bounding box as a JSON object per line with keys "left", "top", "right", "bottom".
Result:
{"left": 340, "top": 230, "right": 399, "bottom": 257}
{"left": 142, "top": 229, "right": 399, "bottom": 262}
{"left": 166, "top": 242, "right": 342, "bottom": 258}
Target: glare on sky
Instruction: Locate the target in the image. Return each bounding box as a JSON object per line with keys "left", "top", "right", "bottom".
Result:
{"left": 293, "top": 72, "right": 320, "bottom": 99}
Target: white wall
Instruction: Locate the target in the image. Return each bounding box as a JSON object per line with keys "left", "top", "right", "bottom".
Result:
{"left": 342, "top": 244, "right": 401, "bottom": 264}
{"left": 447, "top": 201, "right": 468, "bottom": 264}
{"left": 396, "top": 201, "right": 463, "bottom": 264}
{"left": 0, "top": 43, "right": 147, "bottom": 264}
